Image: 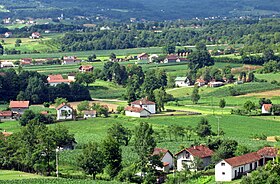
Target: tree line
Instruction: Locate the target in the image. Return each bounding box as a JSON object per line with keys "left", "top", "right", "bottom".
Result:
{"left": 0, "top": 69, "right": 91, "bottom": 104}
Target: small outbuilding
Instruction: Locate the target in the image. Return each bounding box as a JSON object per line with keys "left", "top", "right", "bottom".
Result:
{"left": 83, "top": 110, "right": 97, "bottom": 119}
{"left": 9, "top": 101, "right": 30, "bottom": 115}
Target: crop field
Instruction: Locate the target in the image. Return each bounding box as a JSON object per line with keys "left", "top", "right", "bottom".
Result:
{"left": 89, "top": 80, "right": 126, "bottom": 99}
{"left": 255, "top": 73, "right": 280, "bottom": 83}
{"left": 0, "top": 178, "right": 123, "bottom": 184}
{"left": 2, "top": 37, "right": 59, "bottom": 53}
{"left": 0, "top": 47, "right": 163, "bottom": 60}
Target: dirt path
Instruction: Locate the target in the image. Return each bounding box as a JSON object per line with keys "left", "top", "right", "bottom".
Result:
{"left": 237, "top": 89, "right": 280, "bottom": 97}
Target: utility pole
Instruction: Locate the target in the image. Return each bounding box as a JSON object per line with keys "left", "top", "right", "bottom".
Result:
{"left": 215, "top": 116, "right": 221, "bottom": 136}
{"left": 56, "top": 147, "right": 63, "bottom": 178}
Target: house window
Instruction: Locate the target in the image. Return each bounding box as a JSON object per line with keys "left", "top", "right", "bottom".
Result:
{"left": 221, "top": 163, "right": 225, "bottom": 166}
{"left": 222, "top": 172, "right": 225, "bottom": 175}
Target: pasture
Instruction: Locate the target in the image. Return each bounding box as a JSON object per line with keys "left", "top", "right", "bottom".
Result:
{"left": 255, "top": 73, "right": 280, "bottom": 83}
{"left": 0, "top": 170, "right": 46, "bottom": 180}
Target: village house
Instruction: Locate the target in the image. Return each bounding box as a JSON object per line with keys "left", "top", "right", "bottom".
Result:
{"left": 62, "top": 56, "right": 81, "bottom": 65}
{"left": 0, "top": 61, "right": 15, "bottom": 68}
{"left": 208, "top": 81, "right": 224, "bottom": 87}
{"left": 125, "top": 106, "right": 151, "bottom": 118}
{"left": 137, "top": 53, "right": 149, "bottom": 60}
{"left": 31, "top": 32, "right": 41, "bottom": 39}
{"left": 262, "top": 104, "right": 272, "bottom": 114}
{"left": 47, "top": 74, "right": 70, "bottom": 86}
{"left": 163, "top": 55, "right": 188, "bottom": 63}
{"left": 83, "top": 110, "right": 97, "bottom": 119}
{"left": 56, "top": 103, "right": 74, "bottom": 120}
{"left": 195, "top": 79, "right": 206, "bottom": 87}
{"left": 9, "top": 101, "right": 30, "bottom": 115}
{"left": 68, "top": 73, "right": 76, "bottom": 82}
{"left": 175, "top": 145, "right": 214, "bottom": 171}
{"left": 79, "top": 65, "right": 94, "bottom": 73}
{"left": 0, "top": 111, "right": 13, "bottom": 121}
{"left": 131, "top": 97, "right": 156, "bottom": 114}
{"left": 4, "top": 32, "right": 12, "bottom": 38}
{"left": 175, "top": 77, "right": 191, "bottom": 87}
{"left": 20, "top": 58, "right": 32, "bottom": 66}
{"left": 152, "top": 148, "right": 174, "bottom": 172}
{"left": 215, "top": 147, "right": 278, "bottom": 182}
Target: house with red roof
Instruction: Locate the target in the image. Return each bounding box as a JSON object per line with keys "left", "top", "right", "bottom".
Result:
{"left": 79, "top": 65, "right": 94, "bottom": 73}
{"left": 195, "top": 79, "right": 206, "bottom": 87}
{"left": 163, "top": 55, "right": 188, "bottom": 63}
{"left": 9, "top": 101, "right": 29, "bottom": 115}
{"left": 137, "top": 53, "right": 149, "bottom": 60}
{"left": 215, "top": 147, "right": 278, "bottom": 182}
{"left": 20, "top": 58, "right": 32, "bottom": 66}
{"left": 124, "top": 106, "right": 151, "bottom": 118}
{"left": 0, "top": 111, "right": 13, "bottom": 121}
{"left": 175, "top": 145, "right": 214, "bottom": 171}
{"left": 262, "top": 104, "right": 272, "bottom": 114}
{"left": 56, "top": 103, "right": 74, "bottom": 120}
{"left": 152, "top": 148, "right": 174, "bottom": 172}
{"left": 62, "top": 56, "right": 81, "bottom": 65}
{"left": 47, "top": 74, "right": 70, "bottom": 86}
{"left": 131, "top": 97, "right": 156, "bottom": 114}
{"left": 83, "top": 110, "right": 97, "bottom": 119}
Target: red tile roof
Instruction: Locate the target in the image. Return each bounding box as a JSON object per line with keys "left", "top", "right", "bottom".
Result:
{"left": 0, "top": 111, "right": 12, "bottom": 117}
{"left": 166, "top": 55, "right": 178, "bottom": 60}
{"left": 2, "top": 132, "right": 13, "bottom": 137}
{"left": 47, "top": 74, "right": 70, "bottom": 83}
{"left": 196, "top": 79, "right": 206, "bottom": 83}
{"left": 175, "top": 145, "right": 214, "bottom": 158}
{"left": 79, "top": 65, "right": 94, "bottom": 71}
{"left": 224, "top": 152, "right": 261, "bottom": 167}
{"left": 131, "top": 98, "right": 155, "bottom": 105}
{"left": 163, "top": 162, "right": 169, "bottom": 167}
{"left": 125, "top": 106, "right": 146, "bottom": 113}
{"left": 138, "top": 53, "right": 148, "bottom": 58}
{"left": 263, "top": 104, "right": 273, "bottom": 111}
{"left": 9, "top": 101, "right": 29, "bottom": 108}
{"left": 21, "top": 58, "right": 32, "bottom": 62}
{"left": 257, "top": 147, "right": 278, "bottom": 157}
{"left": 152, "top": 148, "right": 173, "bottom": 159}
{"left": 84, "top": 110, "right": 97, "bottom": 115}
{"left": 56, "top": 103, "right": 73, "bottom": 110}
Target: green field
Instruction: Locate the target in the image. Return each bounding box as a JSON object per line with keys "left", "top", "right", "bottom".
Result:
{"left": 255, "top": 73, "right": 280, "bottom": 83}
{"left": 0, "top": 170, "right": 45, "bottom": 180}
{"left": 89, "top": 80, "right": 126, "bottom": 99}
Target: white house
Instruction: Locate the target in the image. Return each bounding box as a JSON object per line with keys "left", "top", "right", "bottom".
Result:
{"left": 175, "top": 77, "right": 191, "bottom": 87}
{"left": 0, "top": 61, "right": 15, "bottom": 68}
{"left": 68, "top": 73, "right": 76, "bottom": 82}
{"left": 262, "top": 104, "right": 272, "bottom": 114}
{"left": 164, "top": 55, "right": 188, "bottom": 63}
{"left": 215, "top": 147, "right": 278, "bottom": 182}
{"left": 195, "top": 79, "right": 206, "bottom": 87}
{"left": 47, "top": 74, "right": 70, "bottom": 86}
{"left": 4, "top": 32, "right": 12, "bottom": 38}
{"left": 131, "top": 98, "right": 156, "bottom": 114}
{"left": 175, "top": 145, "right": 214, "bottom": 171}
{"left": 209, "top": 81, "right": 224, "bottom": 87}
{"left": 83, "top": 110, "right": 97, "bottom": 119}
{"left": 62, "top": 56, "right": 81, "bottom": 65}
{"left": 152, "top": 148, "right": 174, "bottom": 172}
{"left": 9, "top": 101, "right": 30, "bottom": 115}
{"left": 125, "top": 106, "right": 151, "bottom": 118}
{"left": 31, "top": 32, "right": 41, "bottom": 39}
{"left": 56, "top": 103, "right": 74, "bottom": 120}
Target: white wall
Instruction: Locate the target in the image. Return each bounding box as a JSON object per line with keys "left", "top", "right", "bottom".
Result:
{"left": 125, "top": 110, "right": 150, "bottom": 117}
{"left": 162, "top": 152, "right": 174, "bottom": 169}
{"left": 84, "top": 114, "right": 96, "bottom": 118}
{"left": 176, "top": 151, "right": 195, "bottom": 171}
{"left": 215, "top": 161, "right": 233, "bottom": 182}
{"left": 11, "top": 107, "right": 28, "bottom": 115}
{"left": 132, "top": 104, "right": 156, "bottom": 114}
{"left": 175, "top": 81, "right": 190, "bottom": 87}
{"left": 57, "top": 106, "right": 73, "bottom": 120}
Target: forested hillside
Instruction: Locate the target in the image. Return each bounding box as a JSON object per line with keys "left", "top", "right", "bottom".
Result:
{"left": 0, "top": 0, "right": 280, "bottom": 20}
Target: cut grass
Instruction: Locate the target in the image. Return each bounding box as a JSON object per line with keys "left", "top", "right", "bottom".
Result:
{"left": 0, "top": 170, "right": 46, "bottom": 180}
{"left": 255, "top": 73, "right": 280, "bottom": 83}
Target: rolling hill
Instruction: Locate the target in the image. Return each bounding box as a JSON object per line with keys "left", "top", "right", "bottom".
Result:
{"left": 0, "top": 0, "right": 280, "bottom": 21}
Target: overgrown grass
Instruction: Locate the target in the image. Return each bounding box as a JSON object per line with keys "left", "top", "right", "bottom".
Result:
{"left": 89, "top": 80, "right": 126, "bottom": 99}
{"left": 0, "top": 170, "right": 46, "bottom": 180}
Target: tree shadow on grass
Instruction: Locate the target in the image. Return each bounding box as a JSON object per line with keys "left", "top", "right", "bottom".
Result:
{"left": 88, "top": 86, "right": 109, "bottom": 90}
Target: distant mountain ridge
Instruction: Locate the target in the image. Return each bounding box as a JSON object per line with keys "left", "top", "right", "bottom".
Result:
{"left": 0, "top": 0, "right": 280, "bottom": 20}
